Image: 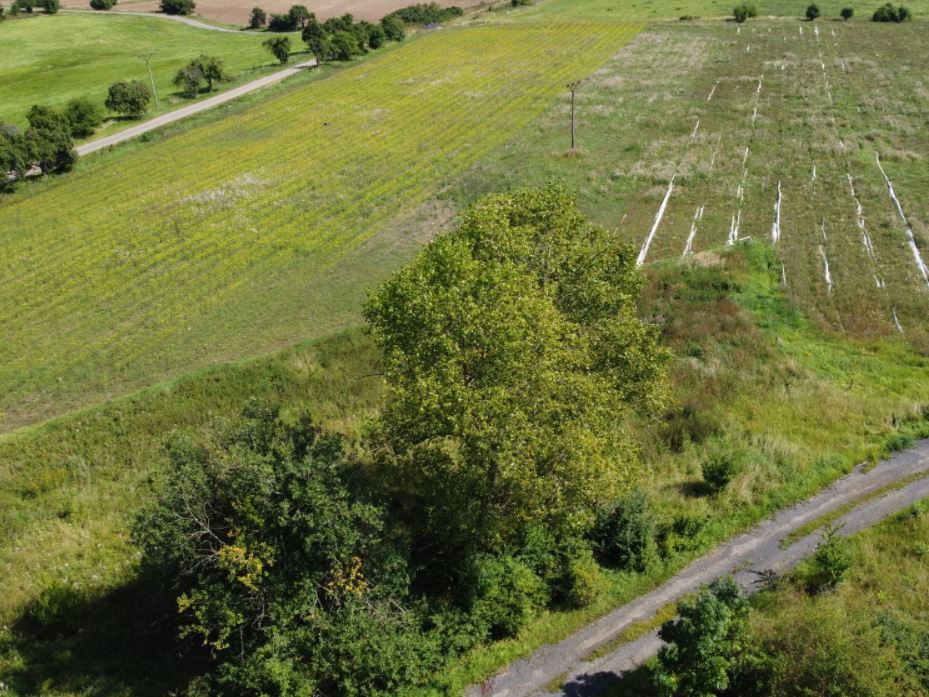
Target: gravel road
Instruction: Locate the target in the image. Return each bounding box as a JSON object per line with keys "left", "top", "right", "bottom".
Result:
{"left": 469, "top": 440, "right": 929, "bottom": 697}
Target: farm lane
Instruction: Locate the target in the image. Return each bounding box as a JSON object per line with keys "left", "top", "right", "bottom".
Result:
{"left": 76, "top": 56, "right": 318, "bottom": 156}
{"left": 62, "top": 7, "right": 246, "bottom": 32}
{"left": 469, "top": 440, "right": 929, "bottom": 697}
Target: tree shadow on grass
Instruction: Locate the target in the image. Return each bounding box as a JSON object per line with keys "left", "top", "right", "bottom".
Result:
{"left": 677, "top": 479, "right": 714, "bottom": 498}
{"left": 560, "top": 663, "right": 657, "bottom": 696}
{"left": 2, "top": 573, "right": 206, "bottom": 697}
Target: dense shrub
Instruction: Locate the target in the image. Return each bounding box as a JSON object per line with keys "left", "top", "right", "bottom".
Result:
{"left": 381, "top": 13, "right": 405, "bottom": 40}
{"left": 267, "top": 11, "right": 294, "bottom": 30}
{"left": 806, "top": 3, "right": 821, "bottom": 18}
{"left": 467, "top": 555, "right": 548, "bottom": 639}
{"left": 263, "top": 36, "right": 291, "bottom": 64}
{"left": 841, "top": 5, "right": 855, "bottom": 18}
{"left": 63, "top": 97, "right": 103, "bottom": 137}
{"left": 134, "top": 404, "right": 439, "bottom": 695}
{"left": 590, "top": 491, "right": 656, "bottom": 572}
{"left": 872, "top": 1, "right": 911, "bottom": 20}
{"left": 0, "top": 124, "right": 31, "bottom": 192}
{"left": 89, "top": 0, "right": 116, "bottom": 9}
{"left": 159, "top": 0, "right": 194, "bottom": 15}
{"left": 38, "top": 0, "right": 58, "bottom": 13}
{"left": 661, "top": 402, "right": 719, "bottom": 452}
{"left": 733, "top": 3, "right": 757, "bottom": 22}
{"left": 105, "top": 80, "right": 151, "bottom": 118}
{"left": 654, "top": 577, "right": 748, "bottom": 697}
{"left": 332, "top": 30, "right": 360, "bottom": 60}
{"left": 25, "top": 105, "right": 75, "bottom": 174}
{"left": 702, "top": 445, "right": 745, "bottom": 492}
{"left": 805, "top": 525, "right": 852, "bottom": 593}
{"left": 387, "top": 2, "right": 463, "bottom": 24}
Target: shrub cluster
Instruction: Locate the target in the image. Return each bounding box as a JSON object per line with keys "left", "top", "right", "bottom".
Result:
{"left": 89, "top": 0, "right": 116, "bottom": 9}
{"left": 159, "top": 0, "right": 194, "bottom": 15}
{"left": 872, "top": 1, "right": 911, "bottom": 20}
{"left": 733, "top": 3, "right": 758, "bottom": 22}
{"left": 385, "top": 2, "right": 464, "bottom": 24}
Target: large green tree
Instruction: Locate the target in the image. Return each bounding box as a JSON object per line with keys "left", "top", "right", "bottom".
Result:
{"left": 364, "top": 185, "right": 669, "bottom": 571}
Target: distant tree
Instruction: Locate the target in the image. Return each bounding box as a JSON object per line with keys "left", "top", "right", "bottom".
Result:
{"left": 263, "top": 35, "right": 291, "bottom": 64}
{"left": 654, "top": 577, "right": 749, "bottom": 697}
{"left": 248, "top": 5, "right": 265, "bottom": 27}
{"left": 806, "top": 3, "right": 821, "bottom": 19}
{"left": 380, "top": 14, "right": 405, "bottom": 41}
{"left": 192, "top": 54, "right": 228, "bottom": 91}
{"left": 11, "top": 0, "right": 35, "bottom": 14}
{"left": 89, "top": 0, "right": 116, "bottom": 8}
{"left": 63, "top": 97, "right": 104, "bottom": 137}
{"left": 105, "top": 80, "right": 151, "bottom": 118}
{"left": 733, "top": 3, "right": 751, "bottom": 22}
{"left": 159, "top": 0, "right": 194, "bottom": 14}
{"left": 331, "top": 30, "right": 360, "bottom": 60}
{"left": 353, "top": 20, "right": 375, "bottom": 52}
{"left": 38, "top": 0, "right": 58, "bottom": 13}
{"left": 367, "top": 23, "right": 386, "bottom": 49}
{"left": 25, "top": 105, "right": 75, "bottom": 174}
{"left": 872, "top": 1, "right": 911, "bottom": 20}
{"left": 302, "top": 19, "right": 333, "bottom": 64}
{"left": 267, "top": 11, "right": 295, "bottom": 30}
{"left": 287, "top": 3, "right": 310, "bottom": 27}
{"left": 840, "top": 5, "right": 854, "bottom": 18}
{"left": 0, "top": 4, "right": 5, "bottom": 20}
{"left": 323, "top": 12, "right": 353, "bottom": 33}
{"left": 173, "top": 63, "right": 204, "bottom": 97}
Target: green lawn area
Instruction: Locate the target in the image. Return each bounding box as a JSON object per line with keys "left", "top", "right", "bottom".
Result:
{"left": 0, "top": 12, "right": 297, "bottom": 127}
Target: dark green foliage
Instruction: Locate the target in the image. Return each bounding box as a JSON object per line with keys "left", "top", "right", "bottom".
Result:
{"left": 89, "top": 0, "right": 116, "bottom": 9}
{"left": 37, "top": 0, "right": 58, "bottom": 13}
{"left": 367, "top": 23, "right": 386, "bottom": 49}
{"left": 732, "top": 3, "right": 757, "bottom": 21}
{"left": 174, "top": 55, "right": 229, "bottom": 96}
{"left": 288, "top": 3, "right": 310, "bottom": 27}
{"left": 0, "top": 124, "right": 31, "bottom": 192}
{"left": 872, "top": 2, "right": 911, "bottom": 20}
{"left": 701, "top": 446, "right": 745, "bottom": 492}
{"left": 303, "top": 20, "right": 334, "bottom": 63}
{"left": 805, "top": 525, "right": 852, "bottom": 593}
{"left": 841, "top": 6, "right": 854, "bottom": 18}
{"left": 806, "top": 3, "right": 820, "bottom": 18}
{"left": 323, "top": 12, "right": 353, "bottom": 33}
{"left": 512, "top": 0, "right": 532, "bottom": 6}
{"left": 654, "top": 577, "right": 749, "bottom": 697}
{"left": 63, "top": 97, "right": 103, "bottom": 137}
{"left": 159, "top": 0, "right": 194, "bottom": 14}
{"left": 105, "top": 80, "right": 151, "bottom": 118}
{"left": 248, "top": 6, "right": 265, "bottom": 27}
{"left": 875, "top": 613, "right": 929, "bottom": 691}
{"left": 661, "top": 402, "right": 718, "bottom": 453}
{"left": 381, "top": 14, "right": 405, "bottom": 41}
{"left": 134, "top": 403, "right": 439, "bottom": 696}
{"left": 267, "top": 12, "right": 294, "bottom": 30}
{"left": 263, "top": 35, "right": 291, "bottom": 64}
{"left": 466, "top": 555, "right": 548, "bottom": 639}
{"left": 591, "top": 491, "right": 656, "bottom": 572}
{"left": 387, "top": 2, "right": 464, "bottom": 24}
{"left": 25, "top": 105, "right": 75, "bottom": 174}
{"left": 332, "top": 30, "right": 360, "bottom": 60}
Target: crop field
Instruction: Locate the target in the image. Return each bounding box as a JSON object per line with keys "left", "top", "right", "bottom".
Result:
{"left": 458, "top": 17, "right": 929, "bottom": 350}
{"left": 0, "top": 19, "right": 641, "bottom": 431}
{"left": 0, "top": 13, "right": 297, "bottom": 127}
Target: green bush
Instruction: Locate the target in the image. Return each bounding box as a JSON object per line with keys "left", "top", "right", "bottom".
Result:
{"left": 702, "top": 446, "right": 745, "bottom": 492}
{"left": 467, "top": 555, "right": 548, "bottom": 639}
{"left": 733, "top": 3, "right": 757, "bottom": 22}
{"left": 105, "top": 80, "right": 151, "bottom": 118}
{"left": 248, "top": 6, "right": 265, "bottom": 27}
{"left": 557, "top": 547, "right": 607, "bottom": 608}
{"left": 805, "top": 524, "right": 852, "bottom": 593}
{"left": 872, "top": 2, "right": 911, "bottom": 20}
{"left": 159, "top": 0, "right": 194, "bottom": 14}
{"left": 841, "top": 6, "right": 855, "bottom": 18}
{"left": 591, "top": 491, "right": 656, "bottom": 572}
{"left": 63, "top": 97, "right": 103, "bottom": 137}
{"left": 806, "top": 3, "right": 821, "bottom": 19}
{"left": 89, "top": 0, "right": 116, "bottom": 9}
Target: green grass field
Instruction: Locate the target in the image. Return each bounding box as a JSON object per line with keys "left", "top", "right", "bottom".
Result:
{"left": 0, "top": 13, "right": 298, "bottom": 128}
{"left": 0, "top": 18, "right": 641, "bottom": 431}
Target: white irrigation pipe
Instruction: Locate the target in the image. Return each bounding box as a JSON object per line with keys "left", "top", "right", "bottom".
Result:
{"left": 771, "top": 180, "right": 783, "bottom": 244}
{"left": 847, "top": 174, "right": 878, "bottom": 262}
{"left": 691, "top": 119, "right": 700, "bottom": 141}
{"left": 819, "top": 245, "right": 833, "bottom": 294}
{"left": 781, "top": 262, "right": 788, "bottom": 287}
{"left": 707, "top": 80, "right": 719, "bottom": 102}
{"left": 812, "top": 164, "right": 817, "bottom": 182}
{"left": 892, "top": 307, "right": 904, "bottom": 334}
{"left": 636, "top": 175, "right": 675, "bottom": 266}
{"left": 875, "top": 153, "right": 929, "bottom": 288}
{"left": 683, "top": 206, "right": 704, "bottom": 255}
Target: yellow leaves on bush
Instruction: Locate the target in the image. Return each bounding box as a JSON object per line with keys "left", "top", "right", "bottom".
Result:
{"left": 217, "top": 541, "right": 274, "bottom": 592}
{"left": 325, "top": 556, "right": 368, "bottom": 598}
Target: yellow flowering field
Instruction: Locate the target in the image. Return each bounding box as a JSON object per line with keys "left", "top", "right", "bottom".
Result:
{"left": 0, "top": 20, "right": 641, "bottom": 431}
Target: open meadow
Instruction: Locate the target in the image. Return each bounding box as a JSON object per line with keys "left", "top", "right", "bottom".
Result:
{"left": 0, "top": 13, "right": 298, "bottom": 127}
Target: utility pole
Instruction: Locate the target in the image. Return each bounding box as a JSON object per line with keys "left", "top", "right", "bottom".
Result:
{"left": 139, "top": 53, "right": 159, "bottom": 108}
{"left": 567, "top": 80, "right": 582, "bottom": 151}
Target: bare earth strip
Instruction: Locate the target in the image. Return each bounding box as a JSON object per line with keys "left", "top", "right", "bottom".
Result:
{"left": 76, "top": 57, "right": 318, "bottom": 156}
{"left": 469, "top": 440, "right": 929, "bottom": 697}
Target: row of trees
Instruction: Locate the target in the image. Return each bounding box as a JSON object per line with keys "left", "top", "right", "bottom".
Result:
{"left": 735, "top": 2, "right": 911, "bottom": 21}
{"left": 0, "top": 104, "right": 81, "bottom": 191}
{"left": 0, "top": 0, "right": 60, "bottom": 17}
{"left": 134, "top": 185, "right": 672, "bottom": 693}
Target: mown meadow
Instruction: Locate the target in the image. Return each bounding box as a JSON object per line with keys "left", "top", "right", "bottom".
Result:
{"left": 0, "top": 13, "right": 300, "bottom": 127}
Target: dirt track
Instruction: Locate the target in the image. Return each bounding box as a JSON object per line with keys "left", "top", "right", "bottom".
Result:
{"left": 469, "top": 440, "right": 929, "bottom": 697}
{"left": 60, "top": 0, "right": 484, "bottom": 27}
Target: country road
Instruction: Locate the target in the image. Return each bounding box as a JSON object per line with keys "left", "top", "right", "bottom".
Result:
{"left": 63, "top": 8, "right": 247, "bottom": 32}
{"left": 76, "top": 57, "right": 317, "bottom": 156}
{"left": 469, "top": 440, "right": 929, "bottom": 697}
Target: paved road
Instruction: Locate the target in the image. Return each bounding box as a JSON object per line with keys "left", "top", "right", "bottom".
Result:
{"left": 469, "top": 440, "right": 929, "bottom": 697}
{"left": 63, "top": 8, "right": 246, "bottom": 32}
{"left": 76, "top": 57, "right": 317, "bottom": 156}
